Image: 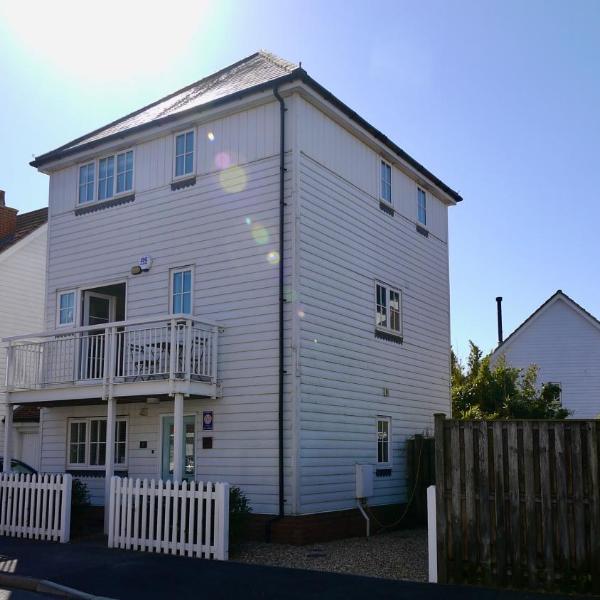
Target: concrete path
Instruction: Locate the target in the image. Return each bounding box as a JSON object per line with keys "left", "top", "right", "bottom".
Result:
{"left": 0, "top": 537, "right": 573, "bottom": 599}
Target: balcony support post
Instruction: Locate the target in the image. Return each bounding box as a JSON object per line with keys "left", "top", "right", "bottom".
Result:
{"left": 104, "top": 396, "right": 116, "bottom": 534}
{"left": 173, "top": 392, "right": 184, "bottom": 482}
{"left": 2, "top": 402, "right": 13, "bottom": 473}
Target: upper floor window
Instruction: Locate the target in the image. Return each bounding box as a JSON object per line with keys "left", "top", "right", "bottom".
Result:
{"left": 380, "top": 160, "right": 392, "bottom": 203}
{"left": 79, "top": 150, "right": 134, "bottom": 205}
{"left": 98, "top": 156, "right": 115, "bottom": 200}
{"left": 171, "top": 267, "right": 193, "bottom": 314}
{"left": 376, "top": 282, "right": 402, "bottom": 334}
{"left": 79, "top": 163, "right": 95, "bottom": 204}
{"left": 417, "top": 187, "right": 427, "bottom": 226}
{"left": 116, "top": 151, "right": 134, "bottom": 194}
{"left": 377, "top": 417, "right": 391, "bottom": 464}
{"left": 57, "top": 291, "right": 76, "bottom": 326}
{"left": 175, "top": 130, "right": 194, "bottom": 178}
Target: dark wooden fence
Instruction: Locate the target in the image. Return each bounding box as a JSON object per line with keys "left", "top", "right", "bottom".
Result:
{"left": 406, "top": 434, "right": 435, "bottom": 524}
{"left": 434, "top": 414, "right": 600, "bottom": 592}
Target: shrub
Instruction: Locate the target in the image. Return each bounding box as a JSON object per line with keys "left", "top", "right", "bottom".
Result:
{"left": 229, "top": 486, "right": 251, "bottom": 544}
{"left": 71, "top": 478, "right": 91, "bottom": 510}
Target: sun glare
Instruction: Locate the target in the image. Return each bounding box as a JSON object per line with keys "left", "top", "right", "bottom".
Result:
{"left": 0, "top": 0, "right": 211, "bottom": 84}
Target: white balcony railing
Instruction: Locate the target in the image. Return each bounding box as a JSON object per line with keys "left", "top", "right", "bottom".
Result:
{"left": 5, "top": 315, "right": 219, "bottom": 394}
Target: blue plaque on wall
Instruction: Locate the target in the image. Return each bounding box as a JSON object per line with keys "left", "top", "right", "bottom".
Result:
{"left": 203, "top": 411, "right": 213, "bottom": 431}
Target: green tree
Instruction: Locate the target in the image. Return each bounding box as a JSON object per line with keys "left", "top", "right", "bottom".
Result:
{"left": 451, "top": 341, "right": 569, "bottom": 420}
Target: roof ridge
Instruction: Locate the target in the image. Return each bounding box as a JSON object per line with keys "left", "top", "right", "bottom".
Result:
{"left": 257, "top": 50, "right": 297, "bottom": 72}
{"left": 496, "top": 289, "right": 600, "bottom": 351}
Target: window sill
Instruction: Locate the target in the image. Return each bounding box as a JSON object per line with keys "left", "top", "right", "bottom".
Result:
{"left": 416, "top": 223, "right": 429, "bottom": 237}
{"left": 67, "top": 468, "right": 128, "bottom": 478}
{"left": 379, "top": 201, "right": 395, "bottom": 216}
{"left": 171, "top": 175, "right": 196, "bottom": 191}
{"left": 75, "top": 193, "right": 135, "bottom": 216}
{"left": 375, "top": 328, "right": 403, "bottom": 344}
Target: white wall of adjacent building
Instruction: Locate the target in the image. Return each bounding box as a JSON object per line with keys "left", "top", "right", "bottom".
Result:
{"left": 494, "top": 297, "right": 600, "bottom": 419}
{"left": 0, "top": 224, "right": 47, "bottom": 467}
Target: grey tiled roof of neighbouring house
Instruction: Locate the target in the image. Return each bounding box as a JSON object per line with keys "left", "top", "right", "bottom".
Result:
{"left": 30, "top": 51, "right": 463, "bottom": 202}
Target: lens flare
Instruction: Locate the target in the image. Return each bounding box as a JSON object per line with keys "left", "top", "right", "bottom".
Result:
{"left": 267, "top": 250, "right": 280, "bottom": 265}
{"left": 207, "top": 131, "right": 215, "bottom": 141}
{"left": 245, "top": 217, "right": 252, "bottom": 225}
{"left": 297, "top": 306, "right": 306, "bottom": 319}
{"left": 219, "top": 165, "right": 247, "bottom": 194}
{"left": 251, "top": 224, "right": 269, "bottom": 245}
{"left": 215, "top": 152, "right": 231, "bottom": 170}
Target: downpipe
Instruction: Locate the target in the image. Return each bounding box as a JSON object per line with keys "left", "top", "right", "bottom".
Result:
{"left": 266, "top": 85, "right": 287, "bottom": 542}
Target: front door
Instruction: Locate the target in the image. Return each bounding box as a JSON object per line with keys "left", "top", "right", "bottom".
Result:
{"left": 161, "top": 416, "right": 195, "bottom": 481}
{"left": 80, "top": 291, "right": 116, "bottom": 379}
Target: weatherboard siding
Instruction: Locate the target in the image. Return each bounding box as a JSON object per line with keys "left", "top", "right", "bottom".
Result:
{"left": 296, "top": 97, "right": 449, "bottom": 242}
{"left": 295, "top": 98, "right": 451, "bottom": 513}
{"left": 39, "top": 399, "right": 285, "bottom": 507}
{"left": 495, "top": 298, "right": 600, "bottom": 419}
{"left": 43, "top": 98, "right": 296, "bottom": 513}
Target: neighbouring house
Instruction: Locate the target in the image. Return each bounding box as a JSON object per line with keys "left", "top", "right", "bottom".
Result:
{"left": 491, "top": 290, "right": 600, "bottom": 419}
{"left": 0, "top": 191, "right": 48, "bottom": 470}
{"left": 3, "top": 52, "right": 461, "bottom": 542}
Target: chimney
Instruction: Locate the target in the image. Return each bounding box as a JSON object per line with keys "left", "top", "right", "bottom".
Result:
{"left": 0, "top": 190, "right": 18, "bottom": 240}
{"left": 496, "top": 297, "right": 503, "bottom": 345}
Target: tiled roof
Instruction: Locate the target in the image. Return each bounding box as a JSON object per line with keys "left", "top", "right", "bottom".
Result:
{"left": 0, "top": 207, "right": 48, "bottom": 254}
{"left": 13, "top": 405, "right": 40, "bottom": 423}
{"left": 30, "top": 51, "right": 463, "bottom": 202}
{"left": 33, "top": 52, "right": 297, "bottom": 163}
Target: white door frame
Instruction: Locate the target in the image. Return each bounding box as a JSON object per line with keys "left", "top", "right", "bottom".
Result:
{"left": 158, "top": 413, "right": 197, "bottom": 481}
{"left": 82, "top": 291, "right": 117, "bottom": 326}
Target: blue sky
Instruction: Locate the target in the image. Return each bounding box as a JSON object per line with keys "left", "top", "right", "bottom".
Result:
{"left": 1, "top": 0, "right": 598, "bottom": 360}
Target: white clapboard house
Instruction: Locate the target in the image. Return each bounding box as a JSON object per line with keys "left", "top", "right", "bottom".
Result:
{"left": 0, "top": 191, "right": 48, "bottom": 470}
{"left": 3, "top": 52, "right": 461, "bottom": 541}
{"left": 492, "top": 290, "right": 600, "bottom": 419}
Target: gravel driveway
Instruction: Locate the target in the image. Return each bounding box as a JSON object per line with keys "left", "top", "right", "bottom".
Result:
{"left": 233, "top": 528, "right": 428, "bottom": 581}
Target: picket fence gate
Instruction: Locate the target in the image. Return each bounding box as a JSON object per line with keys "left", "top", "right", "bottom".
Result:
{"left": 108, "top": 477, "right": 230, "bottom": 560}
{"left": 0, "top": 473, "right": 72, "bottom": 543}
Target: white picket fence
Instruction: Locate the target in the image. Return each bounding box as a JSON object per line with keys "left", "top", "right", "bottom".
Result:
{"left": 0, "top": 473, "right": 72, "bottom": 543}
{"left": 107, "top": 477, "right": 230, "bottom": 560}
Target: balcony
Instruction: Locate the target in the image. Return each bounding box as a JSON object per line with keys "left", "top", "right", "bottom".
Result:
{"left": 4, "top": 315, "right": 220, "bottom": 403}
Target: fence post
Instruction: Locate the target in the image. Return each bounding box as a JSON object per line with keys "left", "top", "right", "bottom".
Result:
{"left": 60, "top": 474, "right": 72, "bottom": 543}
{"left": 108, "top": 476, "right": 116, "bottom": 548}
{"left": 428, "top": 485, "right": 437, "bottom": 583}
{"left": 215, "top": 483, "right": 230, "bottom": 560}
{"left": 433, "top": 413, "right": 447, "bottom": 583}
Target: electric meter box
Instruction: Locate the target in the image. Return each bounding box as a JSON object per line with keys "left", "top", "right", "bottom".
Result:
{"left": 355, "top": 464, "right": 374, "bottom": 498}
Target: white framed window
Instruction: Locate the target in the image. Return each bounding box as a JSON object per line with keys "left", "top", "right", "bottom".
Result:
{"left": 380, "top": 160, "right": 392, "bottom": 203}
{"left": 170, "top": 267, "right": 193, "bottom": 314}
{"left": 417, "top": 187, "right": 427, "bottom": 226}
{"left": 57, "top": 290, "right": 76, "bottom": 327}
{"left": 377, "top": 417, "right": 391, "bottom": 465}
{"left": 78, "top": 150, "right": 134, "bottom": 205}
{"left": 375, "top": 282, "right": 402, "bottom": 335}
{"left": 67, "top": 417, "right": 128, "bottom": 469}
{"left": 68, "top": 420, "right": 87, "bottom": 466}
{"left": 116, "top": 150, "right": 134, "bottom": 194}
{"left": 98, "top": 156, "right": 115, "bottom": 201}
{"left": 174, "top": 130, "right": 195, "bottom": 178}
{"left": 78, "top": 163, "right": 95, "bottom": 204}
